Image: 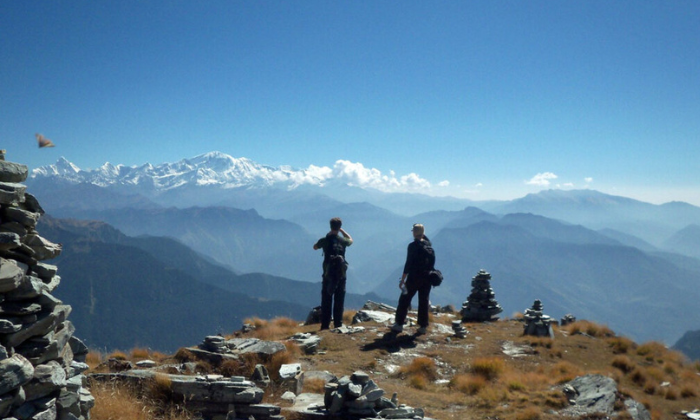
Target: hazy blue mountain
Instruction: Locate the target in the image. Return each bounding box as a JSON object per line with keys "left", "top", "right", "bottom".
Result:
{"left": 484, "top": 189, "right": 700, "bottom": 246}
{"left": 38, "top": 217, "right": 380, "bottom": 351}
{"left": 597, "top": 228, "right": 659, "bottom": 253}
{"left": 661, "top": 224, "right": 700, "bottom": 259}
{"left": 44, "top": 206, "right": 319, "bottom": 282}
{"left": 39, "top": 219, "right": 310, "bottom": 352}
{"left": 372, "top": 215, "right": 700, "bottom": 345}
{"left": 672, "top": 330, "right": 700, "bottom": 361}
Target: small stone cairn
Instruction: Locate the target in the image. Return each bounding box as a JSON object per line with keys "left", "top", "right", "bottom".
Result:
{"left": 560, "top": 313, "right": 576, "bottom": 326}
{"left": 451, "top": 320, "right": 468, "bottom": 338}
{"left": 522, "top": 299, "right": 554, "bottom": 338}
{"left": 317, "top": 370, "right": 430, "bottom": 419}
{"left": 0, "top": 151, "right": 94, "bottom": 419}
{"left": 460, "top": 269, "right": 503, "bottom": 322}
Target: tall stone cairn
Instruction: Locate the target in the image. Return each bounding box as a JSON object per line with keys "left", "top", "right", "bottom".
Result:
{"left": 460, "top": 269, "right": 503, "bottom": 322}
{"left": 0, "top": 151, "right": 94, "bottom": 420}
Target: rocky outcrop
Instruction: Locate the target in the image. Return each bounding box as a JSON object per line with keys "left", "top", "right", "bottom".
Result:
{"left": 559, "top": 374, "right": 650, "bottom": 420}
{"left": 91, "top": 370, "right": 282, "bottom": 420}
{"left": 0, "top": 151, "right": 93, "bottom": 419}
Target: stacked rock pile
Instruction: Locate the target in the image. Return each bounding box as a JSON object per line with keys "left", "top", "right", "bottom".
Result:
{"left": 560, "top": 313, "right": 576, "bottom": 326}
{"left": 522, "top": 299, "right": 554, "bottom": 338}
{"left": 316, "top": 370, "right": 431, "bottom": 419}
{"left": 0, "top": 152, "right": 94, "bottom": 419}
{"left": 451, "top": 320, "right": 468, "bottom": 338}
{"left": 91, "top": 370, "right": 283, "bottom": 420}
{"left": 460, "top": 269, "right": 503, "bottom": 322}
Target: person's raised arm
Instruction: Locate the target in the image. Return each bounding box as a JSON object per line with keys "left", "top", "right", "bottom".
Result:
{"left": 339, "top": 228, "right": 353, "bottom": 244}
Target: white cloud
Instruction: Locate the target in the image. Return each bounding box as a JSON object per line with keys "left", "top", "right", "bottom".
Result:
{"left": 438, "top": 180, "right": 450, "bottom": 187}
{"left": 475, "top": 183, "right": 483, "bottom": 188}
{"left": 584, "top": 177, "right": 593, "bottom": 183}
{"left": 526, "top": 172, "right": 558, "bottom": 186}
{"left": 324, "top": 160, "right": 432, "bottom": 193}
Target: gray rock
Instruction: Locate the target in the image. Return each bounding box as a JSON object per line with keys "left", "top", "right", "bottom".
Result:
{"left": 239, "top": 340, "right": 285, "bottom": 356}
{"left": 24, "top": 361, "right": 67, "bottom": 402}
{"left": 0, "top": 301, "right": 42, "bottom": 317}
{"left": 281, "top": 391, "right": 296, "bottom": 402}
{"left": 24, "top": 234, "right": 62, "bottom": 261}
{"left": 0, "top": 233, "right": 22, "bottom": 252}
{"left": 3, "top": 207, "right": 40, "bottom": 229}
{"left": 0, "top": 319, "right": 22, "bottom": 334}
{"left": 625, "top": 399, "right": 652, "bottom": 420}
{"left": 7, "top": 275, "right": 48, "bottom": 300}
{"left": 31, "top": 263, "right": 57, "bottom": 281}
{"left": 0, "top": 260, "right": 24, "bottom": 293}
{"left": 559, "top": 374, "right": 618, "bottom": 416}
{"left": 0, "top": 354, "right": 34, "bottom": 395}
{"left": 0, "top": 162, "right": 28, "bottom": 183}
{"left": 279, "top": 363, "right": 301, "bottom": 380}
{"left": 2, "top": 305, "right": 71, "bottom": 348}
{"left": 22, "top": 193, "right": 44, "bottom": 215}
{"left": 351, "top": 310, "right": 394, "bottom": 324}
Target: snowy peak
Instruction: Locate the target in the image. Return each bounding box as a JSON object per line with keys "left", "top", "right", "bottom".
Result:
{"left": 30, "top": 152, "right": 329, "bottom": 191}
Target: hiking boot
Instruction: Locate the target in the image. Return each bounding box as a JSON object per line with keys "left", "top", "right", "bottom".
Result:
{"left": 417, "top": 326, "right": 428, "bottom": 335}
{"left": 391, "top": 323, "right": 403, "bottom": 333}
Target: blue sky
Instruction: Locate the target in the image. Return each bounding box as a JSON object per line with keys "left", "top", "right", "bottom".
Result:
{"left": 2, "top": 1, "right": 699, "bottom": 204}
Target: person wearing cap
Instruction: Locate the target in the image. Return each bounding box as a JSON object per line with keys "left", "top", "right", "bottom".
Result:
{"left": 391, "top": 223, "right": 434, "bottom": 335}
{"left": 313, "top": 217, "right": 353, "bottom": 330}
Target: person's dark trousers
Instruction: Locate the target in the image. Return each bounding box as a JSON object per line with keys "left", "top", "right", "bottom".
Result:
{"left": 321, "top": 275, "right": 346, "bottom": 329}
{"left": 394, "top": 276, "right": 431, "bottom": 327}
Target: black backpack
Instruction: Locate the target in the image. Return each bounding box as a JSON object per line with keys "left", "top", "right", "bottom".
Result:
{"left": 415, "top": 240, "right": 436, "bottom": 274}
{"left": 324, "top": 234, "right": 347, "bottom": 278}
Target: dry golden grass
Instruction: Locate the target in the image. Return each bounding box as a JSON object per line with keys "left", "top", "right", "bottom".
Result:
{"left": 89, "top": 378, "right": 191, "bottom": 420}
{"left": 514, "top": 406, "right": 542, "bottom": 420}
{"left": 471, "top": 357, "right": 506, "bottom": 380}
{"left": 86, "top": 316, "right": 700, "bottom": 420}
{"left": 108, "top": 350, "right": 128, "bottom": 360}
{"left": 564, "top": 320, "right": 615, "bottom": 338}
{"left": 302, "top": 377, "right": 327, "bottom": 393}
{"left": 612, "top": 355, "right": 636, "bottom": 373}
{"left": 396, "top": 357, "right": 438, "bottom": 389}
{"left": 608, "top": 336, "right": 636, "bottom": 354}
{"left": 86, "top": 351, "right": 104, "bottom": 369}
{"left": 449, "top": 374, "right": 486, "bottom": 395}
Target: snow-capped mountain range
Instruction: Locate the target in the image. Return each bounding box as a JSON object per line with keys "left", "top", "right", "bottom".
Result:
{"left": 31, "top": 151, "right": 335, "bottom": 191}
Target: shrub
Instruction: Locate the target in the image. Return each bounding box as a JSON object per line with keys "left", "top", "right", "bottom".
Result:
{"left": 680, "top": 384, "right": 697, "bottom": 398}
{"left": 449, "top": 374, "right": 486, "bottom": 395}
{"left": 636, "top": 342, "right": 666, "bottom": 358}
{"left": 608, "top": 336, "right": 635, "bottom": 354}
{"left": 471, "top": 357, "right": 505, "bottom": 380}
{"left": 130, "top": 347, "right": 150, "bottom": 360}
{"left": 398, "top": 357, "right": 438, "bottom": 387}
{"left": 611, "top": 356, "right": 635, "bottom": 373}
{"left": 643, "top": 381, "right": 657, "bottom": 395}
{"left": 664, "top": 387, "right": 678, "bottom": 400}
{"left": 630, "top": 369, "right": 648, "bottom": 386}
{"left": 549, "top": 361, "right": 583, "bottom": 384}
{"left": 108, "top": 350, "right": 128, "bottom": 360}
{"left": 86, "top": 351, "right": 103, "bottom": 369}
{"left": 515, "top": 407, "right": 541, "bottom": 420}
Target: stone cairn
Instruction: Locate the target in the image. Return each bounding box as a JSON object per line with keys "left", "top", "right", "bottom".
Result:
{"left": 0, "top": 151, "right": 94, "bottom": 419}
{"left": 522, "top": 299, "right": 554, "bottom": 338}
{"left": 560, "top": 313, "right": 576, "bottom": 327}
{"left": 318, "top": 370, "right": 429, "bottom": 419}
{"left": 460, "top": 269, "right": 503, "bottom": 322}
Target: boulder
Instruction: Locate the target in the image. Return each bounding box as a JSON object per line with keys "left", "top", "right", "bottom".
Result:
{"left": 0, "top": 162, "right": 28, "bottom": 183}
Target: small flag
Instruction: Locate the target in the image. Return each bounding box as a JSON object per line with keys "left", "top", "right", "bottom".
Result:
{"left": 36, "top": 133, "right": 55, "bottom": 148}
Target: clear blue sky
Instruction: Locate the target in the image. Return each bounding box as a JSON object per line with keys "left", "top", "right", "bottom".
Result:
{"left": 2, "top": 1, "right": 699, "bottom": 204}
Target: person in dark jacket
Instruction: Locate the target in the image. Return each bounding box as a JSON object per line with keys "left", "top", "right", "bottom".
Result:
{"left": 391, "top": 223, "right": 433, "bottom": 335}
{"left": 313, "top": 217, "right": 353, "bottom": 330}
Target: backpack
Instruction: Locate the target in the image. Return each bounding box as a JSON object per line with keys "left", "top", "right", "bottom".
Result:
{"left": 415, "top": 240, "right": 436, "bottom": 274}
{"left": 324, "top": 234, "right": 347, "bottom": 278}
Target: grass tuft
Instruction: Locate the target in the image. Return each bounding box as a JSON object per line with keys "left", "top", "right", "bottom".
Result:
{"left": 449, "top": 374, "right": 486, "bottom": 395}
{"left": 471, "top": 357, "right": 506, "bottom": 380}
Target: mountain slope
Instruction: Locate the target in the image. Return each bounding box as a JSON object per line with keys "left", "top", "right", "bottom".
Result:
{"left": 661, "top": 224, "right": 700, "bottom": 259}
{"left": 373, "top": 216, "right": 700, "bottom": 345}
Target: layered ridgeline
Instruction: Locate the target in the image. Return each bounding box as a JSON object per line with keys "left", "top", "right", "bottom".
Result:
{"left": 27, "top": 153, "right": 700, "bottom": 346}
{"left": 0, "top": 151, "right": 93, "bottom": 420}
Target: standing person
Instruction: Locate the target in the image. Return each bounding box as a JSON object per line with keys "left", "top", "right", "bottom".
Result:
{"left": 391, "top": 223, "right": 434, "bottom": 335}
{"left": 313, "top": 217, "right": 353, "bottom": 330}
